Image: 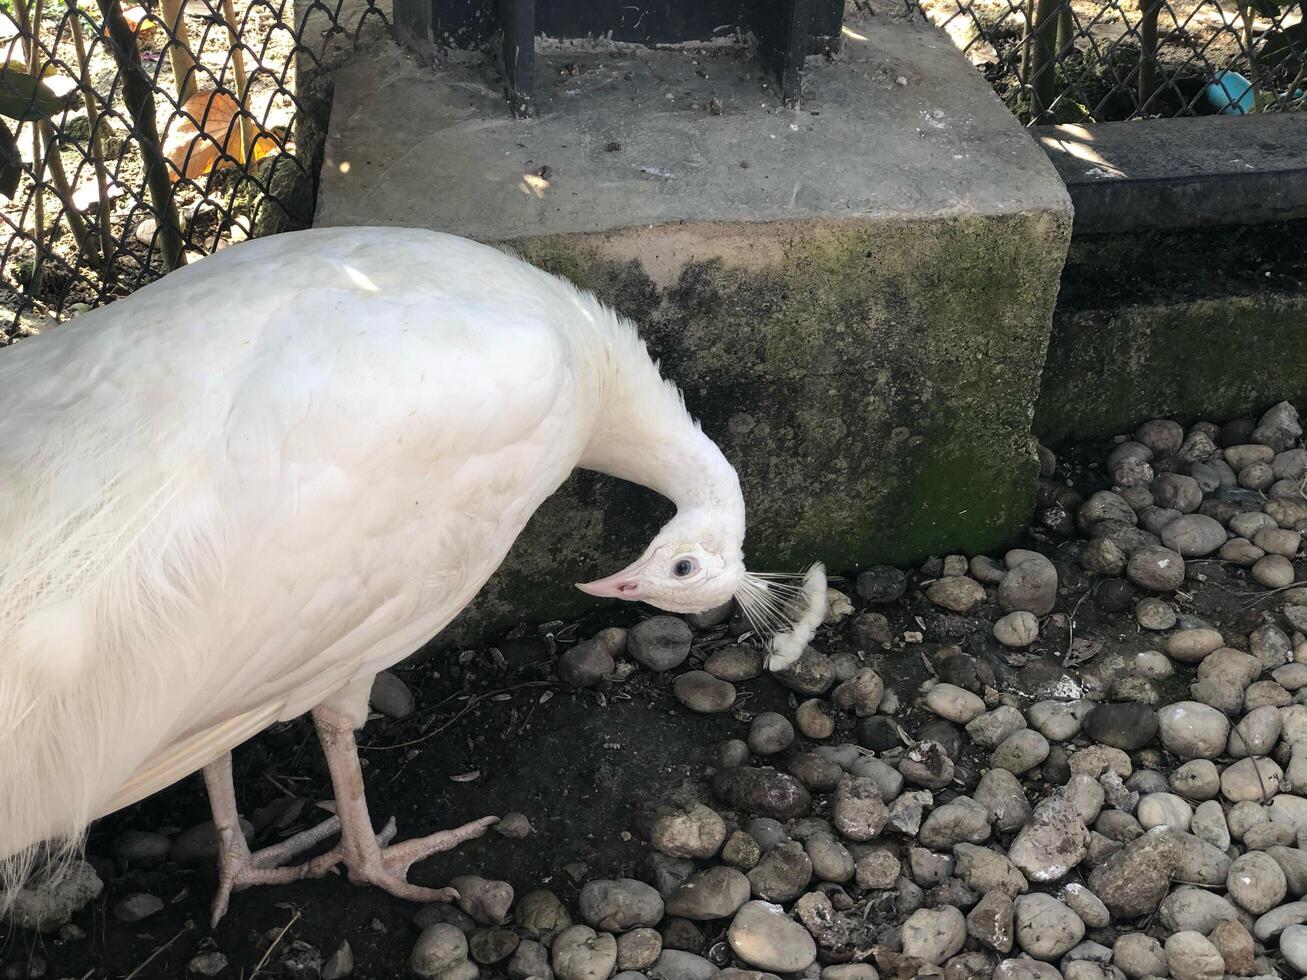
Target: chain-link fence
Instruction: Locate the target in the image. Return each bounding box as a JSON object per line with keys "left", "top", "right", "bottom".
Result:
{"left": 918, "top": 0, "right": 1306, "bottom": 122}
{"left": 0, "top": 0, "right": 388, "bottom": 340}
{"left": 1, "top": 0, "right": 1303, "bottom": 340}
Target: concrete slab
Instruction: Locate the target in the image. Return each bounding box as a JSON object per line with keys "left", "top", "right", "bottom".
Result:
{"left": 1037, "top": 292, "right": 1307, "bottom": 443}
{"left": 316, "top": 23, "right": 1069, "bottom": 238}
{"left": 315, "top": 14, "right": 1072, "bottom": 640}
{"left": 1039, "top": 115, "right": 1307, "bottom": 234}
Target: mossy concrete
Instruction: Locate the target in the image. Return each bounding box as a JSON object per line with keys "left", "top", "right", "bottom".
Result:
{"left": 1036, "top": 220, "right": 1307, "bottom": 445}
{"left": 315, "top": 15, "right": 1071, "bottom": 641}
{"left": 1036, "top": 293, "right": 1307, "bottom": 445}
{"left": 462, "top": 213, "right": 1068, "bottom": 639}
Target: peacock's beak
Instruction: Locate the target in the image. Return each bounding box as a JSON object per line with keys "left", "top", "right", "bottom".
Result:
{"left": 577, "top": 556, "right": 652, "bottom": 600}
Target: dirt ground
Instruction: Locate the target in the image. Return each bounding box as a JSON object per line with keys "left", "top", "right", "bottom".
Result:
{"left": 0, "top": 431, "right": 1289, "bottom": 980}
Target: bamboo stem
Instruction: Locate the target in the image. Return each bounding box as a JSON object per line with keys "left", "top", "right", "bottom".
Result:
{"left": 1056, "top": 1, "right": 1073, "bottom": 59}
{"left": 1030, "top": 0, "right": 1060, "bottom": 120}
{"left": 13, "top": 0, "right": 100, "bottom": 269}
{"left": 1240, "top": 1, "right": 1259, "bottom": 106}
{"left": 14, "top": 0, "right": 45, "bottom": 295}
{"left": 158, "top": 0, "right": 199, "bottom": 102}
{"left": 28, "top": 116, "right": 46, "bottom": 296}
{"left": 1138, "top": 0, "right": 1161, "bottom": 113}
{"left": 1020, "top": 0, "right": 1034, "bottom": 100}
{"left": 69, "top": 3, "right": 115, "bottom": 276}
{"left": 219, "top": 0, "right": 255, "bottom": 165}
{"left": 97, "top": 0, "right": 185, "bottom": 270}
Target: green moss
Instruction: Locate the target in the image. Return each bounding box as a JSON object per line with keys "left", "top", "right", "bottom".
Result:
{"left": 1036, "top": 295, "right": 1307, "bottom": 445}
{"left": 511, "top": 239, "right": 659, "bottom": 324}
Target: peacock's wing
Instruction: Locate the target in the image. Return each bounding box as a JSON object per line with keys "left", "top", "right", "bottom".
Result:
{"left": 1, "top": 228, "right": 581, "bottom": 848}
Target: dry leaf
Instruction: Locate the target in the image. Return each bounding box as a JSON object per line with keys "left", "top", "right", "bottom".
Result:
{"left": 104, "top": 6, "right": 158, "bottom": 38}
{"left": 1064, "top": 635, "right": 1104, "bottom": 668}
{"left": 163, "top": 89, "right": 277, "bottom": 182}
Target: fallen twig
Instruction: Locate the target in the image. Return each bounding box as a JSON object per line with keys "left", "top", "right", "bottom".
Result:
{"left": 122, "top": 920, "right": 193, "bottom": 980}
{"left": 249, "top": 909, "right": 300, "bottom": 979}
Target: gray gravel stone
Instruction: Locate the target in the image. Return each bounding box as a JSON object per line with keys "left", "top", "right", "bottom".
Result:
{"left": 900, "top": 905, "right": 966, "bottom": 965}
{"left": 10, "top": 860, "right": 103, "bottom": 933}
{"left": 747, "top": 713, "right": 794, "bottom": 756}
{"left": 1253, "top": 554, "right": 1296, "bottom": 588}
{"left": 1086, "top": 828, "right": 1177, "bottom": 918}
{"left": 370, "top": 670, "right": 415, "bottom": 718}
{"left": 924, "top": 683, "right": 985, "bottom": 723}
{"left": 899, "top": 740, "right": 956, "bottom": 790}
{"left": 664, "top": 867, "right": 751, "bottom": 920}
{"left": 967, "top": 890, "right": 1014, "bottom": 953}
{"left": 1281, "top": 924, "right": 1307, "bottom": 974}
{"left": 1227, "top": 850, "right": 1287, "bottom": 913}
{"left": 1222, "top": 756, "right": 1284, "bottom": 803}
{"left": 966, "top": 706, "right": 1027, "bottom": 749}
{"left": 1158, "top": 701, "right": 1229, "bottom": 759}
{"left": 652, "top": 806, "right": 726, "bottom": 860}
{"left": 1158, "top": 886, "right": 1240, "bottom": 934}
{"left": 411, "top": 925, "right": 469, "bottom": 979}
{"left": 673, "top": 672, "right": 736, "bottom": 713}
{"left": 919, "top": 799, "right": 991, "bottom": 849}
{"left": 1007, "top": 797, "right": 1089, "bottom": 883}
{"left": 1162, "top": 514, "right": 1227, "bottom": 556}
{"left": 509, "top": 939, "right": 554, "bottom": 980}
{"left": 1126, "top": 545, "right": 1186, "bottom": 591}
{"left": 746, "top": 841, "right": 812, "bottom": 902}
{"left": 1083, "top": 702, "right": 1158, "bottom": 750}
{"left": 1164, "top": 931, "right": 1224, "bottom": 980}
{"left": 113, "top": 893, "right": 163, "bottom": 923}
{"left": 992, "top": 729, "right": 1050, "bottom": 775}
{"left": 926, "top": 575, "right": 985, "bottom": 613}
{"left": 1152, "top": 472, "right": 1203, "bottom": 512}
{"left": 552, "top": 927, "right": 619, "bottom": 980}
{"left": 803, "top": 833, "right": 854, "bottom": 884}
{"left": 509, "top": 891, "right": 569, "bottom": 943}
{"left": 579, "top": 879, "right": 664, "bottom": 931}
{"left": 1135, "top": 597, "right": 1177, "bottom": 630}
{"left": 727, "top": 901, "right": 816, "bottom": 973}
{"left": 993, "top": 609, "right": 1041, "bottom": 648}
{"left": 452, "top": 876, "right": 514, "bottom": 926}
{"left": 1013, "top": 893, "right": 1084, "bottom": 960}
{"left": 628, "top": 617, "right": 693, "bottom": 671}
{"left": 1136, "top": 792, "right": 1191, "bottom": 832}
{"left": 998, "top": 552, "right": 1058, "bottom": 616}
{"left": 974, "top": 769, "right": 1033, "bottom": 833}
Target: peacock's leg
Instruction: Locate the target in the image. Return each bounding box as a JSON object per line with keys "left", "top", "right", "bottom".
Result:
{"left": 310, "top": 703, "right": 498, "bottom": 902}
{"left": 201, "top": 752, "right": 379, "bottom": 927}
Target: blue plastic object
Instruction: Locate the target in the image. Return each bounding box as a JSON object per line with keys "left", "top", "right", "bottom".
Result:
{"left": 1205, "top": 70, "right": 1254, "bottom": 114}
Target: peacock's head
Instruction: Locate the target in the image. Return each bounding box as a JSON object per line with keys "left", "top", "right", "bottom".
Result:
{"left": 576, "top": 510, "right": 745, "bottom": 614}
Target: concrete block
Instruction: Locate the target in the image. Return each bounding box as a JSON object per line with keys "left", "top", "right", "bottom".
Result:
{"left": 1039, "top": 115, "right": 1307, "bottom": 234}
{"left": 1036, "top": 214, "right": 1307, "bottom": 443}
{"left": 1037, "top": 292, "right": 1307, "bottom": 444}
{"left": 316, "top": 15, "right": 1071, "bottom": 638}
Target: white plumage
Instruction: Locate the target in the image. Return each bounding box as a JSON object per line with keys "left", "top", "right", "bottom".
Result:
{"left": 2, "top": 226, "right": 767, "bottom": 921}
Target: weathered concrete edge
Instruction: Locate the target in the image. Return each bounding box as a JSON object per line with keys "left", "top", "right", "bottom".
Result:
{"left": 494, "top": 209, "right": 1073, "bottom": 290}
{"left": 1039, "top": 114, "right": 1307, "bottom": 234}
{"left": 1035, "top": 291, "right": 1307, "bottom": 445}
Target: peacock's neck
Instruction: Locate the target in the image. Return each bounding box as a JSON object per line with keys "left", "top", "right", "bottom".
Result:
{"left": 576, "top": 317, "right": 745, "bottom": 543}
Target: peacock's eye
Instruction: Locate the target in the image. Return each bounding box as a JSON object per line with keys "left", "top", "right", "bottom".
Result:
{"left": 673, "top": 557, "right": 698, "bottom": 578}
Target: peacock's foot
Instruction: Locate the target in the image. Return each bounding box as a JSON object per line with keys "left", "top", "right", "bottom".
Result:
{"left": 209, "top": 814, "right": 396, "bottom": 927}
{"left": 334, "top": 814, "right": 499, "bottom": 903}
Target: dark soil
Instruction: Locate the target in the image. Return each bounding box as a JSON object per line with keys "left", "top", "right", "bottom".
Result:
{"left": 0, "top": 437, "right": 1291, "bottom": 980}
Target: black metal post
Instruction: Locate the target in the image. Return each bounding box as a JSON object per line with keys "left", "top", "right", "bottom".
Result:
{"left": 499, "top": 0, "right": 535, "bottom": 117}
{"left": 757, "top": 0, "right": 812, "bottom": 105}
